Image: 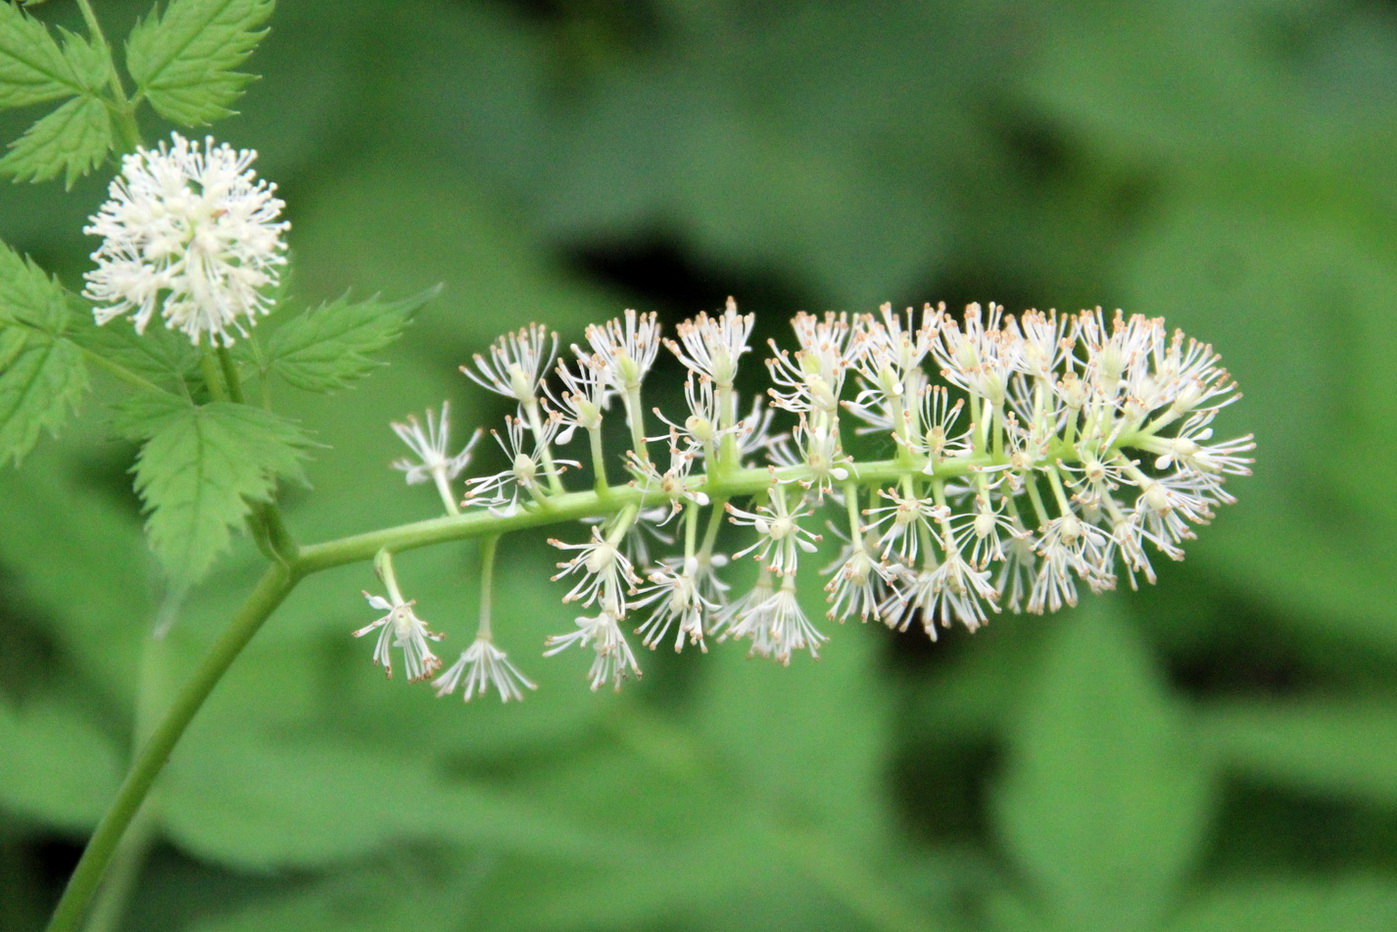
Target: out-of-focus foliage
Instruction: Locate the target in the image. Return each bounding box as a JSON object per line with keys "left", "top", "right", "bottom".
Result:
{"left": 1, "top": 1, "right": 1393, "bottom": 930}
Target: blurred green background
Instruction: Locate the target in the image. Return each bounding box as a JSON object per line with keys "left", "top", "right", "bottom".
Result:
{"left": 3, "top": 0, "right": 1396, "bottom": 929}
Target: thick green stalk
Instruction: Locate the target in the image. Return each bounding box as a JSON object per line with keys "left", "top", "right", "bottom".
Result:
{"left": 44, "top": 565, "right": 297, "bottom": 932}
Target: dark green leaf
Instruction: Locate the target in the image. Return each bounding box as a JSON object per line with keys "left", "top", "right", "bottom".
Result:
{"left": 126, "top": 0, "right": 275, "bottom": 125}
{"left": 0, "top": 238, "right": 69, "bottom": 331}
{"left": 0, "top": 332, "right": 86, "bottom": 465}
{"left": 0, "top": 94, "right": 115, "bottom": 188}
{"left": 266, "top": 288, "right": 435, "bottom": 393}
{"left": 126, "top": 398, "right": 311, "bottom": 582}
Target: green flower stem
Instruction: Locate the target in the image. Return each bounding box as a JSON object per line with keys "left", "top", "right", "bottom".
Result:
{"left": 79, "top": 800, "right": 158, "bottom": 932}
{"left": 44, "top": 564, "right": 297, "bottom": 932}
{"left": 293, "top": 456, "right": 998, "bottom": 574}
{"left": 476, "top": 535, "right": 499, "bottom": 639}
{"left": 215, "top": 346, "right": 300, "bottom": 565}
{"left": 588, "top": 426, "right": 609, "bottom": 492}
{"left": 73, "top": 0, "right": 141, "bottom": 152}
{"left": 48, "top": 436, "right": 1117, "bottom": 932}
{"left": 215, "top": 347, "right": 243, "bottom": 403}
{"left": 198, "top": 353, "right": 228, "bottom": 402}
{"left": 82, "top": 630, "right": 175, "bottom": 932}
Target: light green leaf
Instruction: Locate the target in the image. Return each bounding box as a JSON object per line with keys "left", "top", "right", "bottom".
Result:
{"left": 265, "top": 288, "right": 434, "bottom": 393}
{"left": 0, "top": 242, "right": 86, "bottom": 464}
{"left": 0, "top": 692, "right": 124, "bottom": 830}
{"left": 188, "top": 850, "right": 480, "bottom": 932}
{"left": 56, "top": 28, "right": 112, "bottom": 95}
{"left": 989, "top": 603, "right": 1214, "bottom": 932}
{"left": 71, "top": 314, "right": 203, "bottom": 392}
{"left": 161, "top": 719, "right": 602, "bottom": 870}
{"left": 126, "top": 0, "right": 275, "bottom": 125}
{"left": 0, "top": 238, "right": 69, "bottom": 331}
{"left": 1169, "top": 877, "right": 1397, "bottom": 932}
{"left": 0, "top": 433, "right": 150, "bottom": 703}
{"left": 0, "top": 93, "right": 115, "bottom": 188}
{"left": 0, "top": 2, "right": 74, "bottom": 109}
{"left": 125, "top": 398, "right": 311, "bottom": 582}
{"left": 1199, "top": 699, "right": 1397, "bottom": 808}
{"left": 0, "top": 331, "right": 86, "bottom": 465}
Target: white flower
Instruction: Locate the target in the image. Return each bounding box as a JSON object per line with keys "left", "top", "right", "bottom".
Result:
{"left": 433, "top": 636, "right": 537, "bottom": 702}
{"left": 465, "top": 413, "right": 577, "bottom": 512}
{"left": 462, "top": 323, "right": 558, "bottom": 403}
{"left": 548, "top": 354, "right": 613, "bottom": 441}
{"left": 768, "top": 415, "right": 850, "bottom": 498}
{"left": 887, "top": 548, "right": 999, "bottom": 636}
{"left": 549, "top": 527, "right": 641, "bottom": 610}
{"left": 824, "top": 543, "right": 892, "bottom": 623}
{"left": 766, "top": 311, "right": 857, "bottom": 416}
{"left": 632, "top": 557, "right": 714, "bottom": 652}
{"left": 391, "top": 402, "right": 482, "bottom": 511}
{"left": 581, "top": 309, "right": 661, "bottom": 392}
{"left": 354, "top": 591, "right": 443, "bottom": 682}
{"left": 665, "top": 296, "right": 754, "bottom": 386}
{"left": 726, "top": 487, "right": 822, "bottom": 576}
{"left": 544, "top": 605, "right": 642, "bottom": 691}
{"left": 729, "top": 576, "right": 827, "bottom": 664}
{"left": 83, "top": 132, "right": 288, "bottom": 347}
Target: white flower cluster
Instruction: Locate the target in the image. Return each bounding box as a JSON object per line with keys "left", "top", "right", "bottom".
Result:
{"left": 83, "top": 132, "right": 289, "bottom": 347}
{"left": 373, "top": 298, "right": 1252, "bottom": 697}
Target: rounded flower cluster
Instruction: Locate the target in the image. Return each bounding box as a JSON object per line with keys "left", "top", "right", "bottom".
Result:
{"left": 83, "top": 132, "right": 289, "bottom": 347}
{"left": 374, "top": 299, "right": 1253, "bottom": 697}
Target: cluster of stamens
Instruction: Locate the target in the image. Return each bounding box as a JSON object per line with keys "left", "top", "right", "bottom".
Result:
{"left": 363, "top": 298, "right": 1253, "bottom": 698}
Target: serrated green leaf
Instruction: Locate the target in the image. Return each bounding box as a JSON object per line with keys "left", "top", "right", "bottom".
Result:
{"left": 0, "top": 333, "right": 86, "bottom": 465}
{"left": 56, "top": 28, "right": 111, "bottom": 95}
{"left": 0, "top": 93, "right": 114, "bottom": 188}
{"left": 0, "top": 241, "right": 86, "bottom": 463}
{"left": 126, "top": 0, "right": 274, "bottom": 126}
{"left": 989, "top": 603, "right": 1214, "bottom": 932}
{"left": 0, "top": 238, "right": 70, "bottom": 331}
{"left": 266, "top": 288, "right": 434, "bottom": 393}
{"left": 70, "top": 313, "right": 203, "bottom": 393}
{"left": 128, "top": 399, "right": 311, "bottom": 582}
{"left": 0, "top": 2, "right": 75, "bottom": 109}
{"left": 107, "top": 389, "right": 188, "bottom": 441}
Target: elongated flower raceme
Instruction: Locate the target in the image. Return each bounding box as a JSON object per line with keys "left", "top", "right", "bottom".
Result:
{"left": 368, "top": 298, "right": 1253, "bottom": 696}
{"left": 83, "top": 132, "right": 289, "bottom": 347}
